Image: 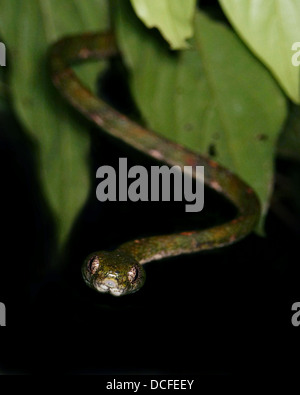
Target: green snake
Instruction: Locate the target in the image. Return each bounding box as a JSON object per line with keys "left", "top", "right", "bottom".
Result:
{"left": 49, "top": 32, "right": 260, "bottom": 297}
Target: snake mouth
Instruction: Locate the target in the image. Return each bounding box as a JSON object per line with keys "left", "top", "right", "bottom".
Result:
{"left": 108, "top": 288, "right": 124, "bottom": 296}
{"left": 93, "top": 277, "right": 126, "bottom": 297}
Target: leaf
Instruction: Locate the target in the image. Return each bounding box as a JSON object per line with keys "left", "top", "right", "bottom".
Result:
{"left": 277, "top": 104, "right": 300, "bottom": 161}
{"left": 0, "top": 0, "right": 109, "bottom": 246}
{"left": 130, "top": 0, "right": 196, "bottom": 49}
{"left": 219, "top": 0, "right": 300, "bottom": 104}
{"left": 115, "top": 1, "right": 287, "bottom": 230}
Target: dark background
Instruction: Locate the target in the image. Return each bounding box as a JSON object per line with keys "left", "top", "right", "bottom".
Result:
{"left": 1, "top": 69, "right": 300, "bottom": 375}
{"left": 0, "top": 0, "right": 300, "bottom": 375}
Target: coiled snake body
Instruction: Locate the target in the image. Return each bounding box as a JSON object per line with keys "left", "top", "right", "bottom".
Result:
{"left": 49, "top": 32, "right": 260, "bottom": 296}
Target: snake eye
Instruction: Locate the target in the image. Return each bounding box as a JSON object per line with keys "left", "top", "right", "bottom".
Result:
{"left": 87, "top": 256, "right": 100, "bottom": 274}
{"left": 128, "top": 266, "right": 139, "bottom": 283}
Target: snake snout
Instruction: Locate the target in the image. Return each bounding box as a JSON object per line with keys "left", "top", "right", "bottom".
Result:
{"left": 102, "top": 275, "right": 125, "bottom": 296}
{"left": 103, "top": 277, "right": 118, "bottom": 288}
{"left": 90, "top": 272, "right": 124, "bottom": 296}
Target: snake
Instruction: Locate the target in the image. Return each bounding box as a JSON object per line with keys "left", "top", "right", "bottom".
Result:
{"left": 49, "top": 32, "right": 261, "bottom": 297}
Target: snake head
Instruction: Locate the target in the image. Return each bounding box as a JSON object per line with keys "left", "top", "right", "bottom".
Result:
{"left": 82, "top": 250, "right": 146, "bottom": 296}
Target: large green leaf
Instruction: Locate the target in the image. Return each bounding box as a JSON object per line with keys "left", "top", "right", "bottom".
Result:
{"left": 115, "top": 1, "right": 287, "bottom": 229}
{"left": 219, "top": 0, "right": 300, "bottom": 104}
{"left": 0, "top": 0, "right": 109, "bottom": 246}
{"left": 130, "top": 0, "right": 196, "bottom": 49}
{"left": 278, "top": 104, "right": 300, "bottom": 161}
